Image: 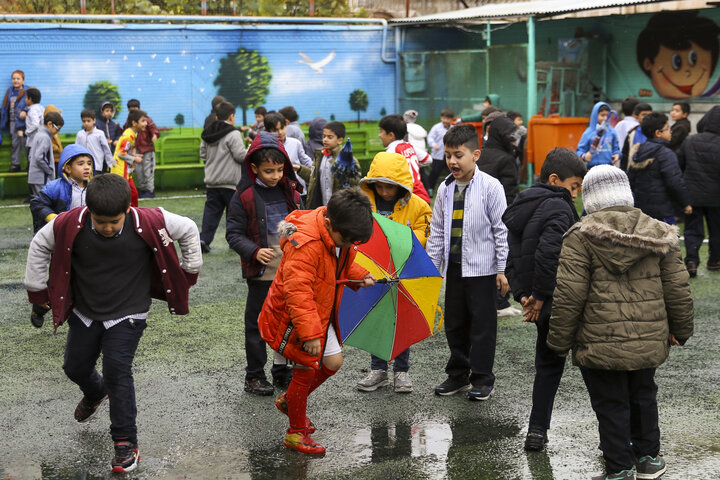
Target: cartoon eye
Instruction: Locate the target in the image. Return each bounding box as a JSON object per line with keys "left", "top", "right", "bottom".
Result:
{"left": 688, "top": 50, "right": 697, "bottom": 66}
{"left": 672, "top": 54, "right": 682, "bottom": 70}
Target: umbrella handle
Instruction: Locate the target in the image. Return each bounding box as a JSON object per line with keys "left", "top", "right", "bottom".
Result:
{"left": 336, "top": 278, "right": 390, "bottom": 285}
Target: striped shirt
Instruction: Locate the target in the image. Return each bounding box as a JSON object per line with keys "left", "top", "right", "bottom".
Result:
{"left": 426, "top": 166, "right": 508, "bottom": 277}
{"left": 449, "top": 182, "right": 468, "bottom": 263}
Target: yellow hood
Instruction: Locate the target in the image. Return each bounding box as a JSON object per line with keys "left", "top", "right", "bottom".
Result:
{"left": 360, "top": 152, "right": 414, "bottom": 197}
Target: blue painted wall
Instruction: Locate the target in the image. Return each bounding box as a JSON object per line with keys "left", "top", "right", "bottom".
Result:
{"left": 0, "top": 23, "right": 395, "bottom": 131}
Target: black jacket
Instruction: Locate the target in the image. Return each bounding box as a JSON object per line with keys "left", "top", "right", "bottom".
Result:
{"left": 628, "top": 138, "right": 690, "bottom": 220}
{"left": 502, "top": 183, "right": 579, "bottom": 304}
{"left": 477, "top": 116, "right": 519, "bottom": 205}
{"left": 669, "top": 117, "right": 691, "bottom": 152}
{"left": 677, "top": 106, "right": 720, "bottom": 207}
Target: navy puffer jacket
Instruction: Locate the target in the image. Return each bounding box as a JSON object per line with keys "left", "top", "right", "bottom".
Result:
{"left": 628, "top": 138, "right": 690, "bottom": 220}
{"left": 677, "top": 106, "right": 720, "bottom": 206}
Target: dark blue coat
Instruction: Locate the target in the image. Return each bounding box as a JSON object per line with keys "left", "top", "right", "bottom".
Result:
{"left": 95, "top": 101, "right": 122, "bottom": 143}
{"left": 628, "top": 138, "right": 690, "bottom": 220}
{"left": 677, "top": 105, "right": 720, "bottom": 207}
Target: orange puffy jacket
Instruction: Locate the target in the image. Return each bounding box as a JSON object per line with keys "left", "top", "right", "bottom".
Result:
{"left": 258, "top": 206, "right": 369, "bottom": 368}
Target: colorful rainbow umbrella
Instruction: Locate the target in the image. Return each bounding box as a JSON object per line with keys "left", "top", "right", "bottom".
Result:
{"left": 337, "top": 213, "right": 442, "bottom": 361}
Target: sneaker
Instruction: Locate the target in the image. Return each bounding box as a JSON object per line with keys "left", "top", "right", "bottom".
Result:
{"left": 284, "top": 431, "right": 325, "bottom": 455}
{"left": 74, "top": 394, "right": 108, "bottom": 423}
{"left": 357, "top": 369, "right": 389, "bottom": 392}
{"left": 636, "top": 455, "right": 666, "bottom": 479}
{"left": 244, "top": 378, "right": 274, "bottom": 396}
{"left": 393, "top": 371, "right": 413, "bottom": 393}
{"left": 273, "top": 374, "right": 292, "bottom": 390}
{"left": 707, "top": 260, "right": 720, "bottom": 271}
{"left": 138, "top": 191, "right": 155, "bottom": 199}
{"left": 30, "top": 304, "right": 49, "bottom": 328}
{"left": 434, "top": 376, "right": 471, "bottom": 396}
{"left": 524, "top": 425, "right": 548, "bottom": 451}
{"left": 111, "top": 441, "right": 139, "bottom": 473}
{"left": 686, "top": 260, "right": 698, "bottom": 278}
{"left": 200, "top": 240, "right": 211, "bottom": 254}
{"left": 591, "top": 470, "right": 635, "bottom": 480}
{"left": 497, "top": 306, "right": 523, "bottom": 317}
{"left": 275, "top": 393, "right": 315, "bottom": 434}
{"left": 9, "top": 165, "right": 21, "bottom": 173}
{"left": 468, "top": 385, "right": 495, "bottom": 401}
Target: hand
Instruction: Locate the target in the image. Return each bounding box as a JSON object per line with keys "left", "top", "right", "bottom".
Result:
{"left": 684, "top": 205, "right": 693, "bottom": 215}
{"left": 292, "top": 164, "right": 301, "bottom": 171}
{"left": 432, "top": 145, "right": 439, "bottom": 150}
{"left": 496, "top": 273, "right": 510, "bottom": 296}
{"left": 522, "top": 297, "right": 544, "bottom": 323}
{"left": 256, "top": 248, "right": 276, "bottom": 265}
{"left": 17, "top": 130, "right": 23, "bottom": 138}
{"left": 134, "top": 155, "right": 143, "bottom": 164}
{"left": 612, "top": 154, "right": 620, "bottom": 165}
{"left": 361, "top": 274, "right": 376, "bottom": 287}
{"left": 240, "top": 126, "right": 250, "bottom": 132}
{"left": 583, "top": 152, "right": 592, "bottom": 162}
{"left": 303, "top": 338, "right": 322, "bottom": 356}
{"left": 151, "top": 134, "right": 158, "bottom": 143}
{"left": 19, "top": 111, "right": 27, "bottom": 120}
{"left": 669, "top": 333, "right": 681, "bottom": 346}
{"left": 108, "top": 139, "right": 113, "bottom": 146}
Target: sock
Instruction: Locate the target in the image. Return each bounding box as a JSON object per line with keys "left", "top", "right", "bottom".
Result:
{"left": 285, "top": 367, "right": 315, "bottom": 434}
{"left": 308, "top": 364, "right": 338, "bottom": 395}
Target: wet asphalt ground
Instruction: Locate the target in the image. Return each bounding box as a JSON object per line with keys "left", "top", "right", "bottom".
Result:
{"left": 1, "top": 195, "right": 718, "bottom": 479}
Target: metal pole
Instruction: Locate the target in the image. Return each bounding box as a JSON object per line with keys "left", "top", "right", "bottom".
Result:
{"left": 526, "top": 15, "right": 536, "bottom": 119}
{"left": 80, "top": 0, "right": 86, "bottom": 14}
{"left": 110, "top": 0, "right": 115, "bottom": 15}
{"left": 309, "top": 0, "right": 315, "bottom": 16}
{"left": 485, "top": 22, "right": 491, "bottom": 99}
{"left": 201, "top": 1, "right": 207, "bottom": 15}
{"left": 406, "top": 0, "right": 410, "bottom": 17}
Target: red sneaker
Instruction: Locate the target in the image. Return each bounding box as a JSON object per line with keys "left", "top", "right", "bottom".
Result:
{"left": 283, "top": 432, "right": 326, "bottom": 455}
{"left": 111, "top": 441, "right": 139, "bottom": 473}
{"left": 275, "top": 393, "right": 316, "bottom": 434}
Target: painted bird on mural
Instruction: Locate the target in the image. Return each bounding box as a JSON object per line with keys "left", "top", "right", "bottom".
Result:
{"left": 297, "top": 50, "right": 336, "bottom": 74}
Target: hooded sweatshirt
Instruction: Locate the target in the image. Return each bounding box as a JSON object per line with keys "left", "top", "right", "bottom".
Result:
{"left": 306, "top": 117, "right": 327, "bottom": 155}
{"left": 360, "top": 152, "right": 432, "bottom": 246}
{"left": 200, "top": 120, "right": 247, "bottom": 189}
{"left": 27, "top": 126, "right": 55, "bottom": 186}
{"left": 576, "top": 102, "right": 621, "bottom": 168}
{"left": 547, "top": 206, "right": 694, "bottom": 370}
{"left": 477, "top": 115, "right": 519, "bottom": 205}
{"left": 677, "top": 105, "right": 720, "bottom": 206}
{"left": 30, "top": 144, "right": 94, "bottom": 233}
{"left": 94, "top": 101, "right": 122, "bottom": 144}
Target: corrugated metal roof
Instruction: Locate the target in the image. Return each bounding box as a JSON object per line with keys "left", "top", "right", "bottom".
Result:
{"left": 390, "top": 0, "right": 665, "bottom": 24}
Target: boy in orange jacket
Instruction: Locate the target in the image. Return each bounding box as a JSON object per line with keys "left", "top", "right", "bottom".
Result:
{"left": 258, "top": 188, "right": 376, "bottom": 455}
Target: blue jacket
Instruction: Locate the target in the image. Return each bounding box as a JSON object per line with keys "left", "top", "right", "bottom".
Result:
{"left": 1, "top": 84, "right": 28, "bottom": 130}
{"left": 576, "top": 102, "right": 621, "bottom": 168}
{"left": 95, "top": 100, "right": 122, "bottom": 143}
{"left": 30, "top": 144, "right": 95, "bottom": 233}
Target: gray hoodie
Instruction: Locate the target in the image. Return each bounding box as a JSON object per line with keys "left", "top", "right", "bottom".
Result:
{"left": 28, "top": 126, "right": 55, "bottom": 185}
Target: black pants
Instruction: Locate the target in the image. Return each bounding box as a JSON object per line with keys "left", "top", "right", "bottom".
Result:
{"left": 528, "top": 306, "right": 566, "bottom": 431}
{"left": 581, "top": 367, "right": 660, "bottom": 474}
{"left": 245, "top": 280, "right": 290, "bottom": 381}
{"left": 62, "top": 314, "right": 146, "bottom": 443}
{"left": 200, "top": 187, "right": 235, "bottom": 247}
{"left": 425, "top": 159, "right": 449, "bottom": 193}
{"left": 684, "top": 206, "right": 720, "bottom": 265}
{"left": 443, "top": 263, "right": 497, "bottom": 387}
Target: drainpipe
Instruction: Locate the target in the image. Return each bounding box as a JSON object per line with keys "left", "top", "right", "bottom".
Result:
{"left": 485, "top": 22, "right": 491, "bottom": 97}
{"left": 526, "top": 15, "right": 536, "bottom": 119}
{"left": 0, "top": 13, "right": 396, "bottom": 63}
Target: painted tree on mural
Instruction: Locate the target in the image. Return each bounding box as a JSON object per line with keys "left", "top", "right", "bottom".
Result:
{"left": 215, "top": 48, "right": 272, "bottom": 125}
{"left": 349, "top": 89, "right": 368, "bottom": 127}
{"left": 174, "top": 113, "right": 185, "bottom": 132}
{"left": 83, "top": 80, "right": 122, "bottom": 118}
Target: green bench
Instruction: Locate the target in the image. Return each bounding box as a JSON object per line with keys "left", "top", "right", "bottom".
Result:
{"left": 154, "top": 135, "right": 204, "bottom": 189}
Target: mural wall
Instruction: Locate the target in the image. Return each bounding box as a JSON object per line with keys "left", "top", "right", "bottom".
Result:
{"left": 0, "top": 23, "right": 395, "bottom": 131}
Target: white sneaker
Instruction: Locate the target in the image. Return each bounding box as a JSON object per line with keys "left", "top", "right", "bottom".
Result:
{"left": 357, "top": 370, "right": 389, "bottom": 391}
{"left": 394, "top": 371, "right": 413, "bottom": 393}
{"left": 497, "top": 306, "right": 522, "bottom": 317}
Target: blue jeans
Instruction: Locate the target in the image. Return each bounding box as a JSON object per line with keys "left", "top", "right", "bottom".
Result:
{"left": 370, "top": 349, "right": 410, "bottom": 373}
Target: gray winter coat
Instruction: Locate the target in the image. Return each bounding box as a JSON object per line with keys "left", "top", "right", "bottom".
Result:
{"left": 200, "top": 121, "right": 247, "bottom": 189}
{"left": 28, "top": 126, "right": 55, "bottom": 185}
{"left": 547, "top": 206, "right": 694, "bottom": 371}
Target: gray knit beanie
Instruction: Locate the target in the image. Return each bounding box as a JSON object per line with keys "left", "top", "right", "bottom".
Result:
{"left": 582, "top": 164, "right": 634, "bottom": 213}
{"left": 403, "top": 110, "right": 418, "bottom": 124}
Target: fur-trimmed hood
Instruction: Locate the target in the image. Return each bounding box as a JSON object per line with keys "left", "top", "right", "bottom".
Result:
{"left": 573, "top": 205, "right": 679, "bottom": 274}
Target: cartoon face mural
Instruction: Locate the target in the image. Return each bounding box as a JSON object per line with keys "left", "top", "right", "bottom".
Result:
{"left": 637, "top": 11, "right": 720, "bottom": 99}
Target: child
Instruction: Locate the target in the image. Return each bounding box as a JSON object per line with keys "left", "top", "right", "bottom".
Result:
{"left": 1, "top": 70, "right": 28, "bottom": 172}
{"left": 306, "top": 117, "right": 327, "bottom": 155}
{"left": 301, "top": 121, "right": 361, "bottom": 209}
{"left": 124, "top": 99, "right": 159, "bottom": 199}
{"left": 264, "top": 112, "right": 313, "bottom": 196}
{"left": 28, "top": 111, "right": 63, "bottom": 198}
{"left": 506, "top": 110, "right": 528, "bottom": 178}
{"left": 426, "top": 124, "right": 509, "bottom": 401}
{"left": 614, "top": 97, "right": 640, "bottom": 150}
{"left": 199, "top": 100, "right": 247, "bottom": 253}
{"left": 259, "top": 187, "right": 375, "bottom": 454}
{"left": 111, "top": 109, "right": 146, "bottom": 208}
{"left": 226, "top": 132, "right": 303, "bottom": 395}
{"left": 24, "top": 173, "right": 202, "bottom": 473}
{"left": 24, "top": 87, "right": 44, "bottom": 154}
{"left": 356, "top": 152, "right": 432, "bottom": 393}
{"left": 203, "top": 95, "right": 226, "bottom": 130}
{"left": 378, "top": 114, "right": 431, "bottom": 203}
{"left": 628, "top": 112, "right": 692, "bottom": 225}
{"left": 279, "top": 105, "right": 308, "bottom": 144}
{"left": 621, "top": 103, "right": 653, "bottom": 171}
{"left": 576, "top": 102, "right": 621, "bottom": 169}
{"left": 241, "top": 106, "right": 267, "bottom": 140}
{"left": 95, "top": 101, "right": 122, "bottom": 150}
{"left": 45, "top": 104, "right": 64, "bottom": 166}
{"left": 28, "top": 144, "right": 94, "bottom": 328}
{"left": 669, "top": 102, "right": 691, "bottom": 151}
{"left": 477, "top": 115, "right": 519, "bottom": 206}
{"left": 502, "top": 147, "right": 586, "bottom": 451}
{"left": 76, "top": 109, "right": 114, "bottom": 175}
{"left": 676, "top": 105, "right": 720, "bottom": 276}
{"left": 547, "top": 165, "right": 693, "bottom": 480}
{"left": 403, "top": 109, "right": 430, "bottom": 164}
{"left": 426, "top": 108, "right": 453, "bottom": 194}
